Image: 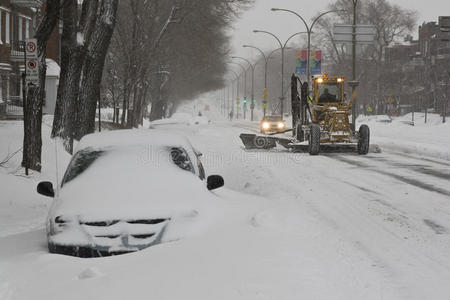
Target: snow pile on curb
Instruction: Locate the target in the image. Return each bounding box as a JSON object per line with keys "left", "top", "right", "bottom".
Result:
{"left": 358, "top": 113, "right": 450, "bottom": 161}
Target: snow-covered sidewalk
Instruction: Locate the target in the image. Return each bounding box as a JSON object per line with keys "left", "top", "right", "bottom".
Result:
{"left": 358, "top": 113, "right": 450, "bottom": 161}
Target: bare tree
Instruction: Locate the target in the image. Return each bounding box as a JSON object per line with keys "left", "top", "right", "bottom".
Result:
{"left": 106, "top": 0, "right": 253, "bottom": 126}
{"left": 52, "top": 0, "right": 119, "bottom": 147}
{"left": 313, "top": 0, "right": 417, "bottom": 107}
{"left": 22, "top": 0, "right": 61, "bottom": 172}
{"left": 75, "top": 0, "right": 119, "bottom": 139}
{"left": 51, "top": 0, "right": 98, "bottom": 152}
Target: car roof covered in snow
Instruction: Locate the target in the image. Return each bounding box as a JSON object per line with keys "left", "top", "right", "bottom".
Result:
{"left": 75, "top": 129, "right": 192, "bottom": 152}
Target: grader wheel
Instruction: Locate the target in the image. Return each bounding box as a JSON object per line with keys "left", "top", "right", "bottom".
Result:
{"left": 309, "top": 124, "right": 321, "bottom": 155}
{"left": 358, "top": 124, "right": 370, "bottom": 155}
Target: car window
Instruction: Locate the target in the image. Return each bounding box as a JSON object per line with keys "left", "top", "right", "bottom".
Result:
{"left": 61, "top": 148, "right": 104, "bottom": 186}
{"left": 170, "top": 147, "right": 194, "bottom": 174}
{"left": 197, "top": 158, "right": 206, "bottom": 180}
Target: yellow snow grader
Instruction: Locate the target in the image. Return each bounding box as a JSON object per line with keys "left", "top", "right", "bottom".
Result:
{"left": 240, "top": 73, "right": 370, "bottom": 155}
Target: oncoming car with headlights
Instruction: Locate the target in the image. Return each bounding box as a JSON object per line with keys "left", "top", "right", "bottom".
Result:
{"left": 36, "top": 130, "right": 224, "bottom": 258}
{"left": 260, "top": 115, "right": 286, "bottom": 134}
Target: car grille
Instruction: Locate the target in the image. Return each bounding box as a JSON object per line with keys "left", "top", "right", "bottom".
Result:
{"left": 49, "top": 217, "right": 172, "bottom": 258}
{"left": 79, "top": 218, "right": 170, "bottom": 247}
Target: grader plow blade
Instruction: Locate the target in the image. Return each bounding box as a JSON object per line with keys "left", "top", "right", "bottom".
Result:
{"left": 239, "top": 133, "right": 295, "bottom": 150}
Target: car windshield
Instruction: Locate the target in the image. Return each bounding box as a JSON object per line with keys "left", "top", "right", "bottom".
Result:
{"left": 61, "top": 148, "right": 104, "bottom": 186}
{"left": 170, "top": 147, "right": 194, "bottom": 174}
{"left": 264, "top": 116, "right": 282, "bottom": 121}
{"left": 318, "top": 83, "right": 342, "bottom": 103}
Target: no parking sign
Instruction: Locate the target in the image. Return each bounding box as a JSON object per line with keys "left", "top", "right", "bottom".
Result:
{"left": 26, "top": 58, "right": 39, "bottom": 85}
{"left": 26, "top": 39, "right": 37, "bottom": 58}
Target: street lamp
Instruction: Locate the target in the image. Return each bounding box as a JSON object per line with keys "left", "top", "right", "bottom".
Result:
{"left": 271, "top": 8, "right": 344, "bottom": 92}
{"left": 253, "top": 30, "right": 308, "bottom": 119}
{"left": 231, "top": 56, "right": 258, "bottom": 121}
{"left": 228, "top": 61, "right": 248, "bottom": 118}
{"left": 227, "top": 67, "right": 240, "bottom": 119}
{"left": 243, "top": 45, "right": 292, "bottom": 117}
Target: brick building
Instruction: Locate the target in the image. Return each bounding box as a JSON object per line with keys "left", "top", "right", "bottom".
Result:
{"left": 383, "top": 17, "right": 450, "bottom": 115}
{"left": 0, "top": 0, "right": 60, "bottom": 116}
{"left": 419, "top": 17, "right": 450, "bottom": 114}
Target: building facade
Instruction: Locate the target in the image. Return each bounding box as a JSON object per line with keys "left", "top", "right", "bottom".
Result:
{"left": 383, "top": 16, "right": 450, "bottom": 116}
{"left": 0, "top": 0, "right": 60, "bottom": 117}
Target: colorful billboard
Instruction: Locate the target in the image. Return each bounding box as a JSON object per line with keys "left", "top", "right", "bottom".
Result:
{"left": 295, "top": 50, "right": 322, "bottom": 75}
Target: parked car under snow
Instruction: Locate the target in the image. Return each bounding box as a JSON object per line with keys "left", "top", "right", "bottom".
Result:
{"left": 37, "top": 130, "right": 224, "bottom": 258}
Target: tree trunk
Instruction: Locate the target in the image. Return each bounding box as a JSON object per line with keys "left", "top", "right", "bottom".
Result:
{"left": 22, "top": 0, "right": 60, "bottom": 172}
{"left": 132, "top": 88, "right": 144, "bottom": 128}
{"left": 76, "top": 0, "right": 119, "bottom": 139}
{"left": 149, "top": 100, "right": 166, "bottom": 121}
{"left": 121, "top": 81, "right": 128, "bottom": 125}
{"left": 51, "top": 0, "right": 80, "bottom": 153}
{"left": 52, "top": 0, "right": 99, "bottom": 151}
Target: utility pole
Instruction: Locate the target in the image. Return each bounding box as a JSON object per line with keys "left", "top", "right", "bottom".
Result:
{"left": 351, "top": 0, "right": 358, "bottom": 131}
{"left": 98, "top": 97, "right": 101, "bottom": 132}
{"left": 22, "top": 41, "right": 28, "bottom": 176}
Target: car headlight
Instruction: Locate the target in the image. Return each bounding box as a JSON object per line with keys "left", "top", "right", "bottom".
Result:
{"left": 277, "top": 122, "right": 285, "bottom": 129}
{"left": 262, "top": 122, "right": 270, "bottom": 129}
{"left": 49, "top": 216, "right": 69, "bottom": 236}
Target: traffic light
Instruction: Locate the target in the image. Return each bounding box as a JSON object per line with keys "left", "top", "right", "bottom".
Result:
{"left": 263, "top": 88, "right": 268, "bottom": 100}
{"left": 243, "top": 97, "right": 247, "bottom": 104}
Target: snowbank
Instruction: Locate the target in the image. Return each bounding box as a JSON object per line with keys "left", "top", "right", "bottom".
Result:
{"left": 358, "top": 113, "right": 450, "bottom": 161}
{"left": 0, "top": 117, "right": 71, "bottom": 238}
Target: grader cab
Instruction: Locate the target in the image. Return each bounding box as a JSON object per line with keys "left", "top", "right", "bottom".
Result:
{"left": 240, "top": 73, "right": 370, "bottom": 155}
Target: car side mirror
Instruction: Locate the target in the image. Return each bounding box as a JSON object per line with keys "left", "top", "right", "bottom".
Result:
{"left": 207, "top": 175, "right": 224, "bottom": 191}
{"left": 37, "top": 181, "right": 55, "bottom": 198}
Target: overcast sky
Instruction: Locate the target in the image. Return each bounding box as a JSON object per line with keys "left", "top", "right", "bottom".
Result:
{"left": 230, "top": 0, "right": 449, "bottom": 59}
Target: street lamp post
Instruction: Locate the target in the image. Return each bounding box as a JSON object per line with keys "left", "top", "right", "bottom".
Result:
{"left": 252, "top": 31, "right": 308, "bottom": 119}
{"left": 229, "top": 61, "right": 247, "bottom": 119}
{"left": 243, "top": 45, "right": 295, "bottom": 118}
{"left": 228, "top": 68, "right": 240, "bottom": 120}
{"left": 243, "top": 45, "right": 269, "bottom": 118}
{"left": 231, "top": 56, "right": 258, "bottom": 121}
{"left": 271, "top": 8, "right": 344, "bottom": 93}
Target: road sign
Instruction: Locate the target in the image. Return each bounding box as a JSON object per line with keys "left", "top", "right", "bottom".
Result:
{"left": 333, "top": 24, "right": 376, "bottom": 44}
{"left": 296, "top": 50, "right": 322, "bottom": 75}
{"left": 439, "top": 17, "right": 450, "bottom": 41}
{"left": 26, "top": 58, "right": 39, "bottom": 84}
{"left": 26, "top": 38, "right": 37, "bottom": 58}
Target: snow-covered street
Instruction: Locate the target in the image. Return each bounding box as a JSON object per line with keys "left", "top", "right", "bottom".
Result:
{"left": 1, "top": 98, "right": 450, "bottom": 300}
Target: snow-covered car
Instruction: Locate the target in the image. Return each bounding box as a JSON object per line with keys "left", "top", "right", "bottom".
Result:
{"left": 37, "top": 130, "right": 224, "bottom": 258}
{"left": 260, "top": 115, "right": 286, "bottom": 134}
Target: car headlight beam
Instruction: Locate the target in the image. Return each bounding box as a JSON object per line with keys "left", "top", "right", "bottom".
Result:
{"left": 277, "top": 122, "right": 285, "bottom": 129}
{"left": 262, "top": 122, "right": 270, "bottom": 129}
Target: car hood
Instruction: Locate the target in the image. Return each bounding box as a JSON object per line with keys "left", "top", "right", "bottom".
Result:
{"left": 51, "top": 150, "right": 213, "bottom": 221}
